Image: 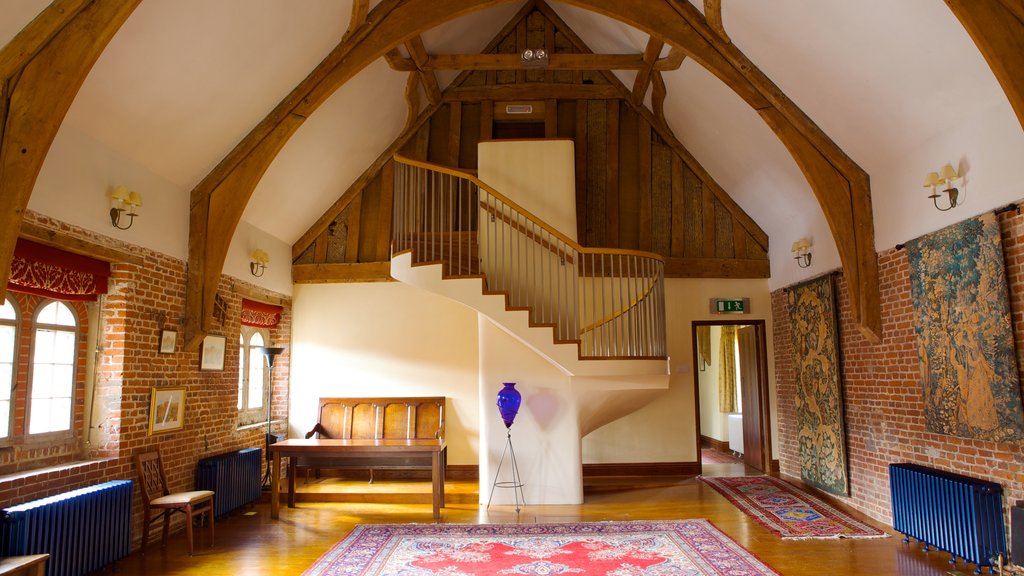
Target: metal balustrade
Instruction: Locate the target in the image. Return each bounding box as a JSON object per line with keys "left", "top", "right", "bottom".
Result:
{"left": 393, "top": 155, "right": 666, "bottom": 359}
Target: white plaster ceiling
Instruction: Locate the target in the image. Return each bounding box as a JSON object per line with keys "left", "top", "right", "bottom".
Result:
{"left": 7, "top": 0, "right": 1023, "bottom": 289}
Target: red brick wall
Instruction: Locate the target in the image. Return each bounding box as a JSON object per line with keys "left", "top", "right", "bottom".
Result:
{"left": 0, "top": 212, "right": 291, "bottom": 548}
{"left": 772, "top": 209, "right": 1024, "bottom": 524}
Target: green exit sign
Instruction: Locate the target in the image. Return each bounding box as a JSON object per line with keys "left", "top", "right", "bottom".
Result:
{"left": 711, "top": 298, "right": 750, "bottom": 314}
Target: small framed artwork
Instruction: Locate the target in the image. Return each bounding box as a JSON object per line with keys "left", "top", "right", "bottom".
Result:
{"left": 200, "top": 334, "right": 227, "bottom": 371}
{"left": 159, "top": 330, "right": 177, "bottom": 354}
{"left": 148, "top": 387, "right": 186, "bottom": 435}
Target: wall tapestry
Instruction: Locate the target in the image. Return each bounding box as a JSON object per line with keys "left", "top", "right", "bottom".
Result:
{"left": 904, "top": 212, "right": 1024, "bottom": 442}
{"left": 788, "top": 274, "right": 849, "bottom": 496}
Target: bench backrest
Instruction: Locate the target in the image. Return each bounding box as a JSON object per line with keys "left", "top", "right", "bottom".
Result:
{"left": 313, "top": 397, "right": 445, "bottom": 440}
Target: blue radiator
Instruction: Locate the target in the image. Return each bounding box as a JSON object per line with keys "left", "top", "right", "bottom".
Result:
{"left": 0, "top": 479, "right": 133, "bottom": 576}
{"left": 196, "top": 447, "right": 262, "bottom": 518}
{"left": 890, "top": 463, "right": 1006, "bottom": 572}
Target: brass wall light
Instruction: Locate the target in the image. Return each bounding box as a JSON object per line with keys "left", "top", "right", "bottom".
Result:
{"left": 109, "top": 185, "right": 142, "bottom": 230}
{"left": 923, "top": 163, "right": 962, "bottom": 211}
{"left": 791, "top": 238, "right": 812, "bottom": 268}
{"left": 250, "top": 249, "right": 270, "bottom": 277}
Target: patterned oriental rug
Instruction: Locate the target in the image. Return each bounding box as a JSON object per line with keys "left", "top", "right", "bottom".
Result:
{"left": 303, "top": 520, "right": 781, "bottom": 575}
{"left": 700, "top": 475, "right": 887, "bottom": 540}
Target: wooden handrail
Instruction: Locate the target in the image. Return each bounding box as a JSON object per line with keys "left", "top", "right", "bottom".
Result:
{"left": 395, "top": 155, "right": 664, "bottom": 263}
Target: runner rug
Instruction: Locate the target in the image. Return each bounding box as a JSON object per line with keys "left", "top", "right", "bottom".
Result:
{"left": 700, "top": 475, "right": 887, "bottom": 539}
{"left": 303, "top": 519, "right": 780, "bottom": 575}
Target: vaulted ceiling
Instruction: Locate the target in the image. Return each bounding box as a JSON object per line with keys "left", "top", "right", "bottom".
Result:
{"left": 2, "top": 0, "right": 1023, "bottom": 348}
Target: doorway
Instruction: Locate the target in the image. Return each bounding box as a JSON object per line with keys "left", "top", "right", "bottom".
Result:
{"left": 691, "top": 320, "right": 773, "bottom": 475}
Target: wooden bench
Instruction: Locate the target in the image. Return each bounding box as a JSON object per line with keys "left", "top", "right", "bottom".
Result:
{"left": 301, "top": 397, "right": 445, "bottom": 481}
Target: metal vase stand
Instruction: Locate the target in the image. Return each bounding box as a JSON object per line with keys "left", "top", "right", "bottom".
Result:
{"left": 487, "top": 428, "right": 525, "bottom": 513}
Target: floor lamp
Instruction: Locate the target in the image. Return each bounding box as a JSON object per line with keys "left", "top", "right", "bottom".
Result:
{"left": 255, "top": 346, "right": 285, "bottom": 490}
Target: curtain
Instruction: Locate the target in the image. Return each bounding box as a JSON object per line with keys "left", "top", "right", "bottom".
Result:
{"left": 718, "top": 325, "right": 738, "bottom": 413}
{"left": 7, "top": 239, "right": 110, "bottom": 301}
{"left": 696, "top": 325, "right": 711, "bottom": 370}
{"left": 241, "top": 298, "right": 283, "bottom": 328}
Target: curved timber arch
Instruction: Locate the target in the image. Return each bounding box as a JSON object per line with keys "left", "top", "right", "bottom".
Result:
{"left": 184, "top": 0, "right": 882, "bottom": 347}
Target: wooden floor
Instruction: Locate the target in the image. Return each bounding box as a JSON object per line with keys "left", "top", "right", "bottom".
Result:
{"left": 104, "top": 456, "right": 970, "bottom": 576}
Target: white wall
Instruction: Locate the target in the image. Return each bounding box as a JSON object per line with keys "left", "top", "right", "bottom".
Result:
{"left": 289, "top": 282, "right": 481, "bottom": 465}
{"left": 582, "top": 277, "right": 778, "bottom": 463}
{"left": 478, "top": 317, "right": 582, "bottom": 505}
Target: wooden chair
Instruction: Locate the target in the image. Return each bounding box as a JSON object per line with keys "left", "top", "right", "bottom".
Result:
{"left": 134, "top": 449, "right": 215, "bottom": 556}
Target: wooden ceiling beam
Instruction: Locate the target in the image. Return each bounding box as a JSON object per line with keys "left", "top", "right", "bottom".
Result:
{"left": 347, "top": 0, "right": 370, "bottom": 37}
{"left": 385, "top": 48, "right": 417, "bottom": 72}
{"left": 0, "top": 0, "right": 140, "bottom": 302}
{"left": 405, "top": 35, "right": 443, "bottom": 106}
{"left": 944, "top": 0, "right": 1024, "bottom": 131}
{"left": 631, "top": 38, "right": 664, "bottom": 105}
{"left": 703, "top": 0, "right": 731, "bottom": 43}
{"left": 444, "top": 83, "right": 621, "bottom": 101}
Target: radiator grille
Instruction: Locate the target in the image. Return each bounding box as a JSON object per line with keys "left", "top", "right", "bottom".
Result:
{"left": 196, "top": 447, "right": 262, "bottom": 518}
{"left": 0, "top": 479, "right": 133, "bottom": 576}
{"left": 890, "top": 463, "right": 1006, "bottom": 570}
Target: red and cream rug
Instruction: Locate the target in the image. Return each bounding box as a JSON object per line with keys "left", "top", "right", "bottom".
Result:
{"left": 303, "top": 519, "right": 780, "bottom": 575}
{"left": 700, "top": 475, "right": 887, "bottom": 540}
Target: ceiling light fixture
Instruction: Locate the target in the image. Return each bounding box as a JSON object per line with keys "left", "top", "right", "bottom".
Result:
{"left": 520, "top": 48, "right": 548, "bottom": 68}
{"left": 791, "top": 238, "right": 812, "bottom": 269}
{"left": 109, "top": 185, "right": 142, "bottom": 230}
{"left": 923, "top": 163, "right": 962, "bottom": 211}
{"left": 250, "top": 249, "right": 270, "bottom": 277}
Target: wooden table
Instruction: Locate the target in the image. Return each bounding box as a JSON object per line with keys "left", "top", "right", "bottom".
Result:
{"left": 0, "top": 554, "right": 48, "bottom": 576}
{"left": 269, "top": 438, "right": 447, "bottom": 520}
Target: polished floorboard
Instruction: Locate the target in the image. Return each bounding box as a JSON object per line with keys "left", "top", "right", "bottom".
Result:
{"left": 106, "top": 457, "right": 969, "bottom": 576}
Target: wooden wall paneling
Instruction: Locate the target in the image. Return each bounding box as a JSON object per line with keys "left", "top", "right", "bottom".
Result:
{"left": 585, "top": 100, "right": 606, "bottom": 246}
{"left": 358, "top": 173, "right": 382, "bottom": 263}
{"left": 313, "top": 231, "right": 328, "bottom": 263}
{"left": 637, "top": 117, "right": 653, "bottom": 252}
{"left": 516, "top": 19, "right": 527, "bottom": 85}
{"left": 544, "top": 13, "right": 556, "bottom": 84}
{"left": 427, "top": 105, "right": 450, "bottom": 165}
{"left": 525, "top": 11, "right": 546, "bottom": 84}
{"left": 575, "top": 101, "right": 588, "bottom": 240}
{"left": 460, "top": 103, "right": 481, "bottom": 168}
{"left": 294, "top": 243, "right": 315, "bottom": 265}
{"left": 652, "top": 139, "right": 672, "bottom": 256}
{"left": 292, "top": 262, "right": 392, "bottom": 283}
{"left": 479, "top": 101, "right": 494, "bottom": 141}
{"left": 617, "top": 105, "right": 640, "bottom": 249}
{"left": 545, "top": 99, "right": 558, "bottom": 138}
{"left": 670, "top": 155, "right": 685, "bottom": 257}
{"left": 376, "top": 160, "right": 395, "bottom": 261}
{"left": 557, "top": 100, "right": 576, "bottom": 138}
{"left": 605, "top": 100, "right": 620, "bottom": 246}
{"left": 733, "top": 218, "right": 748, "bottom": 261}
{"left": 683, "top": 163, "right": 704, "bottom": 259}
{"left": 701, "top": 177, "right": 716, "bottom": 258}
{"left": 663, "top": 256, "right": 769, "bottom": 278}
{"left": 713, "top": 197, "right": 734, "bottom": 258}
{"left": 345, "top": 194, "right": 362, "bottom": 264}
{"left": 447, "top": 101, "right": 462, "bottom": 166}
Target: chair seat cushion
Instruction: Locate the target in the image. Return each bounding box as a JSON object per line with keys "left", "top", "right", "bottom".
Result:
{"left": 151, "top": 490, "right": 214, "bottom": 506}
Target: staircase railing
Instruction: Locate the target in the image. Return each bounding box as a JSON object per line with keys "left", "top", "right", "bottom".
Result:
{"left": 392, "top": 155, "right": 666, "bottom": 359}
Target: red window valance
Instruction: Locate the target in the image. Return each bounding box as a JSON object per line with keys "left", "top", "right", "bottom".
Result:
{"left": 7, "top": 239, "right": 110, "bottom": 301}
{"left": 241, "top": 298, "right": 282, "bottom": 328}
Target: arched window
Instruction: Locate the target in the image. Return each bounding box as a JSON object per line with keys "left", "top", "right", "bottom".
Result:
{"left": 0, "top": 298, "right": 17, "bottom": 439}
{"left": 238, "top": 326, "right": 269, "bottom": 426}
{"left": 29, "top": 301, "right": 77, "bottom": 434}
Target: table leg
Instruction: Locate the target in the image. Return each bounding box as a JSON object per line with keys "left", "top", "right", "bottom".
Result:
{"left": 271, "top": 451, "right": 280, "bottom": 519}
{"left": 431, "top": 450, "right": 443, "bottom": 520}
{"left": 288, "top": 457, "right": 296, "bottom": 508}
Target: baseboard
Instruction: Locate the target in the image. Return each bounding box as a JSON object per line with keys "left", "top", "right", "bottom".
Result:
{"left": 583, "top": 462, "right": 700, "bottom": 477}
{"left": 700, "top": 435, "right": 730, "bottom": 452}
{"left": 771, "top": 459, "right": 780, "bottom": 474}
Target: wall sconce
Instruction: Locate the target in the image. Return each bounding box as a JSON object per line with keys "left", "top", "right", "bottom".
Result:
{"left": 521, "top": 48, "right": 548, "bottom": 68}
{"left": 923, "top": 163, "right": 962, "bottom": 211}
{"left": 250, "top": 249, "right": 270, "bottom": 277}
{"left": 109, "top": 185, "right": 142, "bottom": 230}
{"left": 791, "top": 238, "right": 812, "bottom": 268}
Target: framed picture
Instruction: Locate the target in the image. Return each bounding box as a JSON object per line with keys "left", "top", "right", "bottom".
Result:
{"left": 159, "top": 329, "right": 177, "bottom": 354}
{"left": 200, "top": 334, "right": 226, "bottom": 371}
{"left": 148, "top": 387, "right": 186, "bottom": 435}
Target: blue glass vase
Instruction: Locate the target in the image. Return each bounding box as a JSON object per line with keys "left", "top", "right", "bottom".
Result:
{"left": 496, "top": 382, "right": 521, "bottom": 428}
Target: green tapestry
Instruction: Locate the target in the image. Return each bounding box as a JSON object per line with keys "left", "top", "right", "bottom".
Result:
{"left": 788, "top": 274, "right": 849, "bottom": 496}
{"left": 904, "top": 212, "right": 1024, "bottom": 442}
